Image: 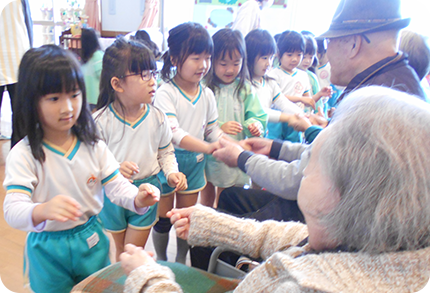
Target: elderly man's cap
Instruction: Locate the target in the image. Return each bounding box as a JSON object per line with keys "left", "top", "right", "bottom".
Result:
{"left": 317, "top": 0, "right": 410, "bottom": 39}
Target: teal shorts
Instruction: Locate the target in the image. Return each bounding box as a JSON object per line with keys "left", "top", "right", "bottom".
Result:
{"left": 99, "top": 175, "right": 160, "bottom": 232}
{"left": 25, "top": 216, "right": 110, "bottom": 293}
{"left": 158, "top": 149, "right": 206, "bottom": 195}
{"left": 266, "top": 121, "right": 303, "bottom": 143}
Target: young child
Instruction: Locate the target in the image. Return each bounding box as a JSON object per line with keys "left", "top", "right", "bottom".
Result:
{"left": 203, "top": 28, "right": 268, "bottom": 206}
{"left": 245, "top": 29, "right": 310, "bottom": 133}
{"left": 153, "top": 22, "right": 222, "bottom": 264}
{"left": 93, "top": 38, "right": 187, "bottom": 261}
{"left": 298, "top": 34, "right": 332, "bottom": 117}
{"left": 2, "top": 45, "right": 159, "bottom": 293}
{"left": 81, "top": 28, "right": 104, "bottom": 111}
{"left": 315, "top": 39, "right": 343, "bottom": 117}
{"left": 267, "top": 30, "right": 314, "bottom": 142}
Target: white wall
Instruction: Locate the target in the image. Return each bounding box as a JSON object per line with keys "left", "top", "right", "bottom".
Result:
{"left": 101, "top": 0, "right": 146, "bottom": 32}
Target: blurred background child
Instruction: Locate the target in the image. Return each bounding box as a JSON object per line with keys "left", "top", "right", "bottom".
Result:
{"left": 202, "top": 28, "right": 267, "bottom": 207}
{"left": 93, "top": 38, "right": 187, "bottom": 261}
{"left": 267, "top": 30, "right": 313, "bottom": 142}
{"left": 153, "top": 22, "right": 222, "bottom": 264}
{"left": 81, "top": 28, "right": 104, "bottom": 112}
{"left": 245, "top": 29, "right": 309, "bottom": 136}
{"left": 298, "top": 33, "right": 332, "bottom": 117}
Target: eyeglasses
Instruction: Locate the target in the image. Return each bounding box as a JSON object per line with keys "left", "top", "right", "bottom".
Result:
{"left": 118, "top": 70, "right": 159, "bottom": 81}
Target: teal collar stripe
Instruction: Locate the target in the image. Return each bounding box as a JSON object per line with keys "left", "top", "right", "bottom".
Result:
{"left": 272, "top": 93, "right": 280, "bottom": 102}
{"left": 42, "top": 140, "right": 81, "bottom": 160}
{"left": 172, "top": 81, "right": 202, "bottom": 105}
{"left": 262, "top": 78, "right": 266, "bottom": 87}
{"left": 281, "top": 68, "right": 296, "bottom": 76}
{"left": 132, "top": 106, "right": 150, "bottom": 129}
{"left": 318, "top": 63, "right": 328, "bottom": 70}
{"left": 7, "top": 185, "right": 32, "bottom": 193}
{"left": 102, "top": 169, "right": 120, "bottom": 185}
{"left": 67, "top": 140, "right": 80, "bottom": 160}
{"left": 109, "top": 104, "right": 150, "bottom": 129}
{"left": 109, "top": 104, "right": 129, "bottom": 125}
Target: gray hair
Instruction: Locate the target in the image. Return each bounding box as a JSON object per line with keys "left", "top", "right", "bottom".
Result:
{"left": 319, "top": 86, "right": 430, "bottom": 253}
{"left": 399, "top": 30, "right": 430, "bottom": 80}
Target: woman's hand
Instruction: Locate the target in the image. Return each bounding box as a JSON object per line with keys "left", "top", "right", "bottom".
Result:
{"left": 239, "top": 137, "right": 273, "bottom": 156}
{"left": 167, "top": 172, "right": 188, "bottom": 192}
{"left": 120, "top": 244, "right": 155, "bottom": 275}
{"left": 167, "top": 206, "right": 195, "bottom": 240}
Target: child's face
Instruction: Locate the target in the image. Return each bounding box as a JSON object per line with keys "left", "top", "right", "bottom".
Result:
{"left": 38, "top": 89, "right": 82, "bottom": 137}
{"left": 253, "top": 54, "right": 274, "bottom": 80}
{"left": 214, "top": 49, "right": 243, "bottom": 85}
{"left": 299, "top": 53, "right": 315, "bottom": 71}
{"left": 279, "top": 51, "right": 303, "bottom": 73}
{"left": 176, "top": 52, "right": 211, "bottom": 84}
{"left": 117, "top": 70, "right": 158, "bottom": 105}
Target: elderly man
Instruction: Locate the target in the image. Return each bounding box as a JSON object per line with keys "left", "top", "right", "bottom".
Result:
{"left": 211, "top": 0, "right": 428, "bottom": 224}
{"left": 320, "top": 0, "right": 426, "bottom": 102}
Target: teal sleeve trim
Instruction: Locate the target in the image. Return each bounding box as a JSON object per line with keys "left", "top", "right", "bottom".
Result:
{"left": 101, "top": 169, "right": 120, "bottom": 185}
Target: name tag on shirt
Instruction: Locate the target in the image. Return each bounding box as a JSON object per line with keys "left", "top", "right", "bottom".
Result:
{"left": 196, "top": 153, "right": 204, "bottom": 163}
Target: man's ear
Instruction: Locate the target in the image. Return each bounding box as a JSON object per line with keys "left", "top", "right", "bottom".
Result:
{"left": 349, "top": 35, "right": 362, "bottom": 58}
{"left": 111, "top": 77, "right": 124, "bottom": 93}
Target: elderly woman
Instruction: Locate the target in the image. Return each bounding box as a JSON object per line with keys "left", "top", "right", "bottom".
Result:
{"left": 120, "top": 86, "right": 430, "bottom": 292}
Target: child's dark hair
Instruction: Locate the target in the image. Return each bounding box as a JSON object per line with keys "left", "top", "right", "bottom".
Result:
{"left": 161, "top": 22, "right": 213, "bottom": 81}
{"left": 277, "top": 30, "right": 305, "bottom": 58}
{"left": 303, "top": 34, "right": 317, "bottom": 56}
{"left": 96, "top": 37, "right": 157, "bottom": 115}
{"left": 316, "top": 39, "right": 327, "bottom": 55}
{"left": 14, "top": 45, "right": 98, "bottom": 163}
{"left": 245, "top": 29, "right": 277, "bottom": 80}
{"left": 133, "top": 30, "right": 161, "bottom": 60}
{"left": 205, "top": 28, "right": 248, "bottom": 95}
{"left": 81, "top": 28, "right": 101, "bottom": 63}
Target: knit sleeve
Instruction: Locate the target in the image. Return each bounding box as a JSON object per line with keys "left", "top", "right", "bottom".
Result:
{"left": 188, "top": 205, "right": 308, "bottom": 259}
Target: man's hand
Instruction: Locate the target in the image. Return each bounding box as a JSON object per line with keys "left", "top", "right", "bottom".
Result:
{"left": 308, "top": 107, "right": 329, "bottom": 127}
{"left": 239, "top": 137, "right": 273, "bottom": 156}
{"left": 212, "top": 137, "right": 244, "bottom": 167}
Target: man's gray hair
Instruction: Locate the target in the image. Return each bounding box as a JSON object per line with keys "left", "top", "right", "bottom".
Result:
{"left": 320, "top": 86, "right": 430, "bottom": 253}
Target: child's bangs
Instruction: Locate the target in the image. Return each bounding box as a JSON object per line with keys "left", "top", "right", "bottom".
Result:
{"left": 38, "top": 59, "right": 82, "bottom": 95}
{"left": 257, "top": 39, "right": 277, "bottom": 58}
{"left": 182, "top": 32, "right": 213, "bottom": 61}
{"left": 128, "top": 42, "right": 157, "bottom": 73}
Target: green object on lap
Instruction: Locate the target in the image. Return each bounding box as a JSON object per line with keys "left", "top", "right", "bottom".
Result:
{"left": 71, "top": 261, "right": 241, "bottom": 293}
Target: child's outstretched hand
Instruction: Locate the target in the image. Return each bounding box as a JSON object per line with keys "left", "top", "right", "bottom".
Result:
{"left": 301, "top": 96, "right": 316, "bottom": 110}
{"left": 135, "top": 183, "right": 160, "bottom": 208}
{"left": 167, "top": 206, "right": 195, "bottom": 240}
{"left": 248, "top": 122, "right": 263, "bottom": 137}
{"left": 206, "top": 141, "right": 221, "bottom": 154}
{"left": 120, "top": 244, "right": 155, "bottom": 275}
{"left": 120, "top": 161, "right": 139, "bottom": 183}
{"left": 33, "top": 195, "right": 82, "bottom": 226}
{"left": 319, "top": 86, "right": 332, "bottom": 98}
{"left": 221, "top": 121, "right": 243, "bottom": 135}
{"left": 168, "top": 172, "right": 188, "bottom": 192}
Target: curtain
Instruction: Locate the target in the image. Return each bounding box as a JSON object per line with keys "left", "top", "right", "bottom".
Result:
{"left": 138, "top": 0, "right": 159, "bottom": 29}
{"left": 84, "top": 0, "right": 101, "bottom": 32}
